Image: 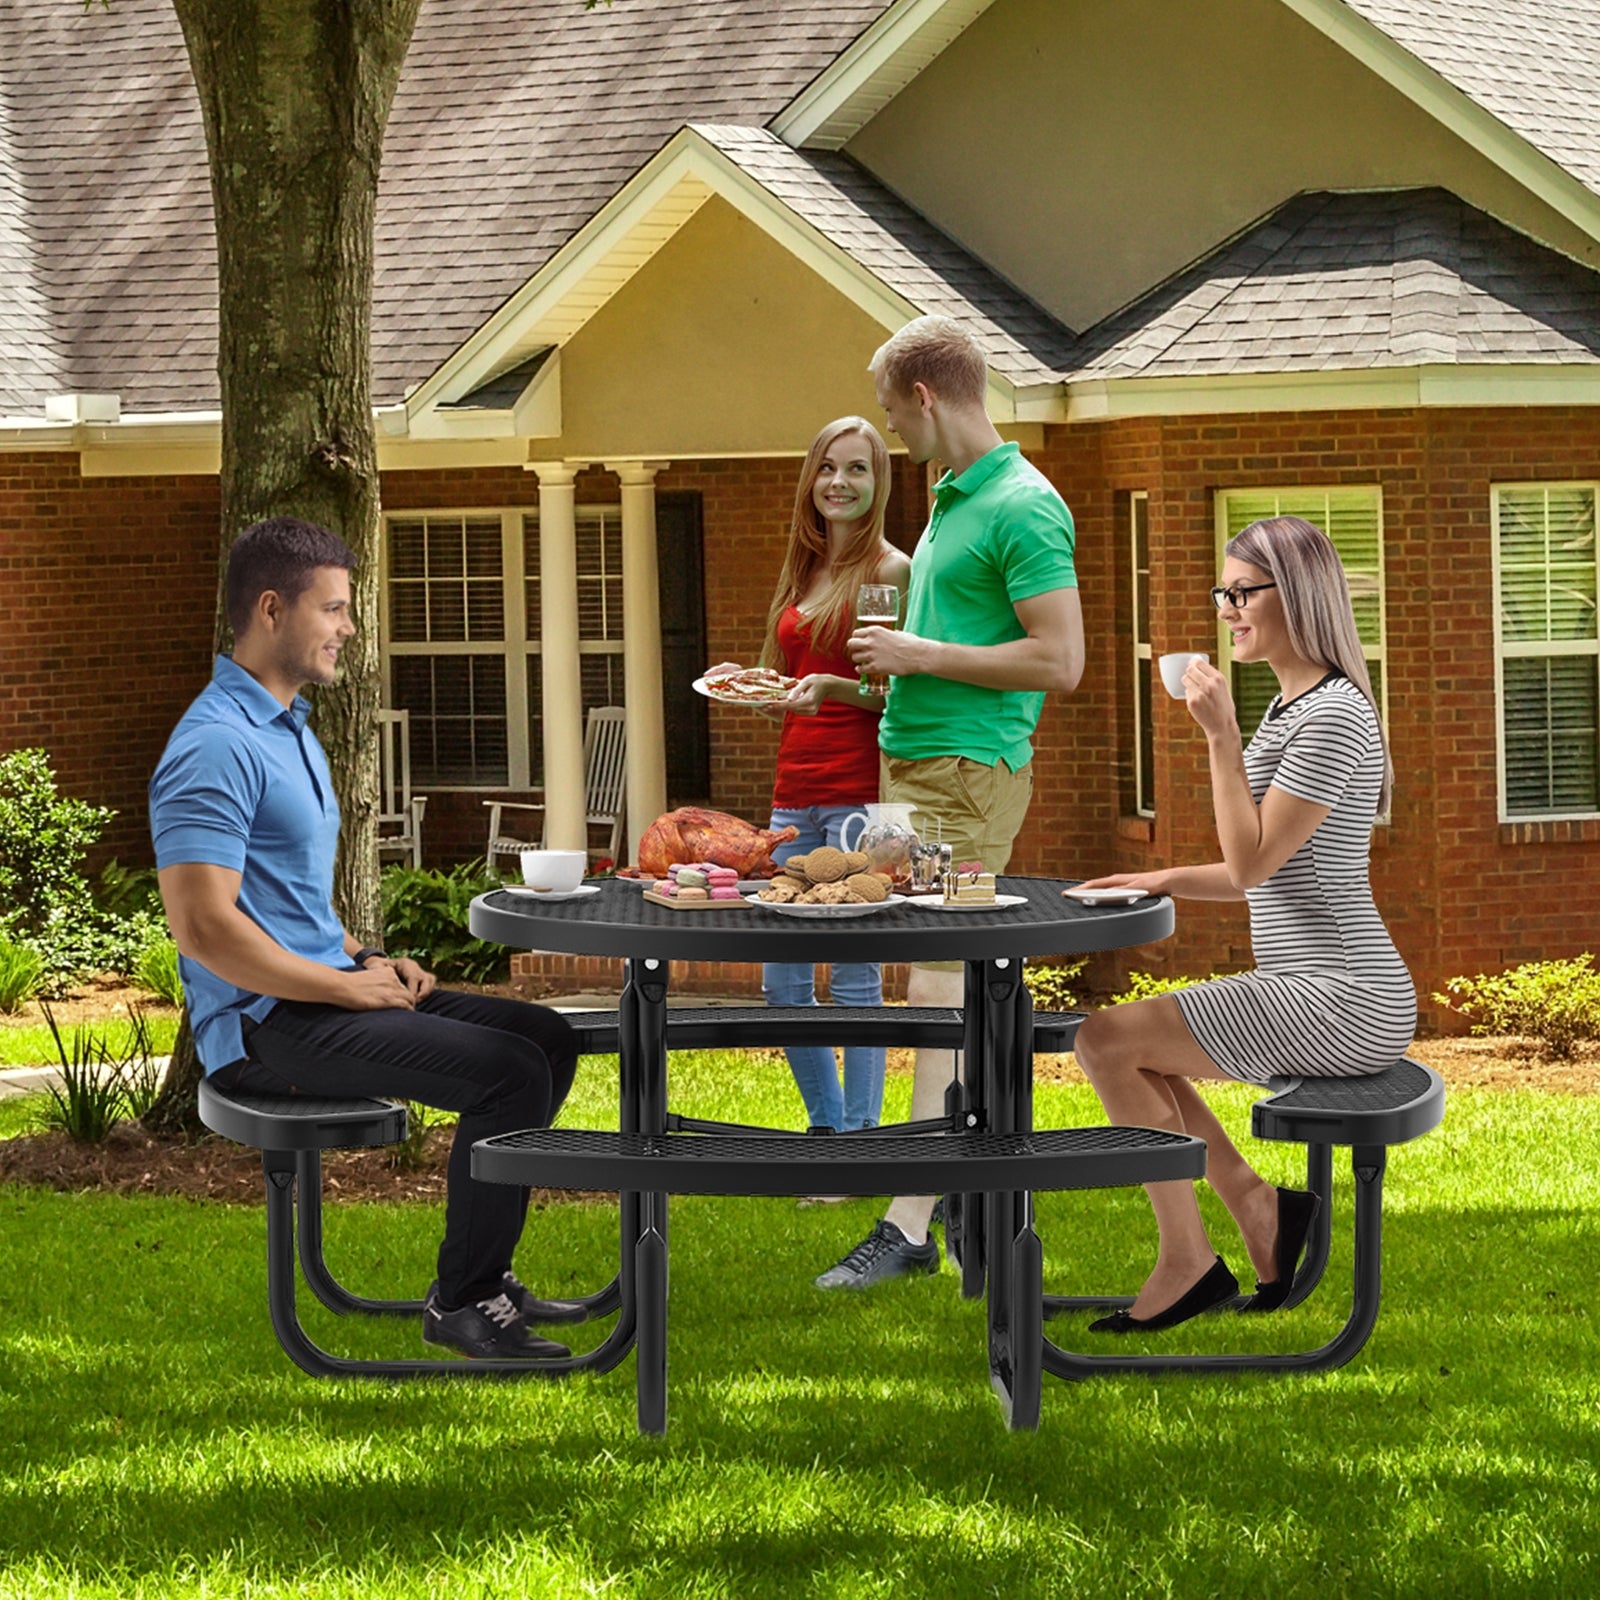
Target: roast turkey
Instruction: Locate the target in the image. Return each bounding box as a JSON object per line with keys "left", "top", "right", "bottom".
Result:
{"left": 635, "top": 807, "right": 799, "bottom": 878}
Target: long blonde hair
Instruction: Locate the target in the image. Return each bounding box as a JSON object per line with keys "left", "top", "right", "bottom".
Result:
{"left": 1226, "top": 515, "right": 1393, "bottom": 810}
{"left": 760, "top": 417, "right": 895, "bottom": 665}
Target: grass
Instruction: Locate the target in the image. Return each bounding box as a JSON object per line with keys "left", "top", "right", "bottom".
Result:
{"left": 0, "top": 1014, "right": 179, "bottom": 1069}
{"left": 0, "top": 1051, "right": 1597, "bottom": 1597}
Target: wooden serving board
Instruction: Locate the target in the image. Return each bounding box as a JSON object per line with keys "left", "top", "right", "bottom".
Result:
{"left": 640, "top": 890, "right": 745, "bottom": 911}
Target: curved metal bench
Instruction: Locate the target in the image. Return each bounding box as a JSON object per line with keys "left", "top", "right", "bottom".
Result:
{"left": 1039, "top": 1056, "right": 1446, "bottom": 1377}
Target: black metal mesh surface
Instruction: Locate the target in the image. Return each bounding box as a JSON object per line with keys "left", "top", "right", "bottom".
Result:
{"left": 473, "top": 1122, "right": 1205, "bottom": 1195}
{"left": 1267, "top": 1058, "right": 1434, "bottom": 1113}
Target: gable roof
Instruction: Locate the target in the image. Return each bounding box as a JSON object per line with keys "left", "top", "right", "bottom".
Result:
{"left": 0, "top": 0, "right": 892, "bottom": 417}
{"left": 1068, "top": 188, "right": 1600, "bottom": 384}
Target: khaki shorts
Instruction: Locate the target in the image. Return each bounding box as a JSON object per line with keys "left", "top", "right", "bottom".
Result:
{"left": 885, "top": 755, "right": 1033, "bottom": 972}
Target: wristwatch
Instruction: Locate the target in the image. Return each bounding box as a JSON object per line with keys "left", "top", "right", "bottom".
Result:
{"left": 351, "top": 946, "right": 389, "bottom": 969}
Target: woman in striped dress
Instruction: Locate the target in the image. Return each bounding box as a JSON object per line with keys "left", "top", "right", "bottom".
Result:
{"left": 1071, "top": 515, "right": 1415, "bottom": 1334}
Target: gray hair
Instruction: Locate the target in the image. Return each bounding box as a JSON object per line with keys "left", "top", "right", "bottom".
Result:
{"left": 1226, "top": 515, "right": 1393, "bottom": 811}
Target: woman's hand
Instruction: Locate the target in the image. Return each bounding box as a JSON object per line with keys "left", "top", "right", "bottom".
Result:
{"left": 784, "top": 675, "right": 830, "bottom": 716}
{"left": 1178, "top": 657, "right": 1240, "bottom": 741}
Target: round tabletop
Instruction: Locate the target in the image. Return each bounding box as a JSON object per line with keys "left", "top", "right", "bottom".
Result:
{"left": 468, "top": 876, "right": 1173, "bottom": 964}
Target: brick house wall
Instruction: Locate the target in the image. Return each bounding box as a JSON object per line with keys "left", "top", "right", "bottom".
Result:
{"left": 5, "top": 410, "right": 1598, "bottom": 1021}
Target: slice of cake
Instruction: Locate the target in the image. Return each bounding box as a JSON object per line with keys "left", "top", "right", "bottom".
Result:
{"left": 943, "top": 868, "right": 996, "bottom": 906}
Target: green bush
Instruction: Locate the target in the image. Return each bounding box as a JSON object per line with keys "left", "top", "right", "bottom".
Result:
{"left": 1433, "top": 954, "right": 1600, "bottom": 1060}
{"left": 1111, "top": 970, "right": 1233, "bottom": 1004}
{"left": 0, "top": 751, "right": 155, "bottom": 990}
{"left": 133, "top": 936, "right": 184, "bottom": 1007}
{"left": 93, "top": 860, "right": 164, "bottom": 920}
{"left": 0, "top": 938, "right": 45, "bottom": 1014}
{"left": 1024, "top": 959, "right": 1087, "bottom": 1013}
{"left": 380, "top": 859, "right": 509, "bottom": 984}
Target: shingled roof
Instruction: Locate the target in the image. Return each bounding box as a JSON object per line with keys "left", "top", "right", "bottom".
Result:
{"left": 1067, "top": 187, "right": 1600, "bottom": 381}
{"left": 0, "top": 0, "right": 891, "bottom": 416}
{"left": 695, "top": 127, "right": 1076, "bottom": 387}
{"left": 1344, "top": 0, "right": 1600, "bottom": 195}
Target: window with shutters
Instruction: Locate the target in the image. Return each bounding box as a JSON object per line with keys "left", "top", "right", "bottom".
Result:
{"left": 382, "top": 507, "right": 625, "bottom": 790}
{"left": 1493, "top": 484, "right": 1599, "bottom": 819}
{"left": 1214, "top": 487, "right": 1388, "bottom": 747}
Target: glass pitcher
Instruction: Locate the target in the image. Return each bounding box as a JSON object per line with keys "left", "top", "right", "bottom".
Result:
{"left": 839, "top": 802, "right": 920, "bottom": 884}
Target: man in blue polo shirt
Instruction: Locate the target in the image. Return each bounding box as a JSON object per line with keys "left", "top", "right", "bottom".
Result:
{"left": 151, "top": 517, "right": 583, "bottom": 1361}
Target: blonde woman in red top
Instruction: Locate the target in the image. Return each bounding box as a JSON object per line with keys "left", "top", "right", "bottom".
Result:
{"left": 708, "top": 416, "right": 910, "bottom": 1129}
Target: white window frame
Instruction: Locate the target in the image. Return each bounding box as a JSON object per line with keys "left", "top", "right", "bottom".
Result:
{"left": 1213, "top": 485, "right": 1389, "bottom": 741}
{"left": 1129, "top": 491, "right": 1154, "bottom": 817}
{"left": 1490, "top": 481, "right": 1600, "bottom": 822}
{"left": 380, "top": 504, "right": 624, "bottom": 792}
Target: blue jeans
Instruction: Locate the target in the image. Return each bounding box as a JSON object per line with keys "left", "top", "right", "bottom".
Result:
{"left": 764, "top": 805, "right": 886, "bottom": 1131}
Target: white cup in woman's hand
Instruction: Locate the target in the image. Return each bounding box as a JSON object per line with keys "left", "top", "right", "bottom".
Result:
{"left": 1158, "top": 652, "right": 1209, "bottom": 698}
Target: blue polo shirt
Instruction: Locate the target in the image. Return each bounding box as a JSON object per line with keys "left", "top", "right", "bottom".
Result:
{"left": 149, "top": 655, "right": 348, "bottom": 1073}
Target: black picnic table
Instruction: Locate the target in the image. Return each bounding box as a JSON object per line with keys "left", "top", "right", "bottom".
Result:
{"left": 467, "top": 874, "right": 1189, "bottom": 1430}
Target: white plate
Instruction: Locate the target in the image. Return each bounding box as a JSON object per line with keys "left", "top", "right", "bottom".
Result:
{"left": 743, "top": 892, "right": 907, "bottom": 918}
{"left": 692, "top": 673, "right": 796, "bottom": 706}
{"left": 1062, "top": 886, "right": 1152, "bottom": 905}
{"left": 911, "top": 892, "right": 1030, "bottom": 913}
{"left": 500, "top": 883, "right": 603, "bottom": 901}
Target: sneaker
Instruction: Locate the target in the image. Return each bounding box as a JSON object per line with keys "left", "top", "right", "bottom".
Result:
{"left": 501, "top": 1270, "right": 589, "bottom": 1326}
{"left": 423, "top": 1285, "right": 571, "bottom": 1360}
{"left": 813, "top": 1220, "right": 939, "bottom": 1290}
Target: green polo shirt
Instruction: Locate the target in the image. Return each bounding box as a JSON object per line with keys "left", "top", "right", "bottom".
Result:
{"left": 880, "top": 441, "right": 1076, "bottom": 769}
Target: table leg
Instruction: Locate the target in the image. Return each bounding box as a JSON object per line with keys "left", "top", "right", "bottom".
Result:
{"left": 979, "top": 957, "right": 1042, "bottom": 1429}
{"left": 621, "top": 957, "right": 671, "bottom": 1435}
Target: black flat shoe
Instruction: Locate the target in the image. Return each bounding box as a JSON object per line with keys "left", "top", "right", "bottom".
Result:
{"left": 1089, "top": 1256, "right": 1241, "bottom": 1334}
{"left": 1243, "top": 1187, "right": 1321, "bottom": 1313}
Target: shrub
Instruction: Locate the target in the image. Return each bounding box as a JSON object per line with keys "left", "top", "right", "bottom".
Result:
{"left": 381, "top": 860, "right": 509, "bottom": 984}
{"left": 0, "top": 939, "right": 45, "bottom": 1014}
{"left": 93, "top": 860, "right": 164, "bottom": 920}
{"left": 1024, "top": 959, "right": 1087, "bottom": 1013}
{"left": 0, "top": 749, "right": 113, "bottom": 940}
{"left": 1111, "top": 970, "right": 1233, "bottom": 1004}
{"left": 1433, "top": 954, "right": 1600, "bottom": 1060}
{"left": 133, "top": 936, "right": 185, "bottom": 1007}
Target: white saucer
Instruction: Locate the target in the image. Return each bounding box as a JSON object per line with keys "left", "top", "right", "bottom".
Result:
{"left": 500, "top": 883, "right": 602, "bottom": 901}
{"left": 1062, "top": 886, "right": 1152, "bottom": 906}
{"left": 911, "top": 893, "right": 1029, "bottom": 913}
{"left": 743, "top": 893, "right": 907, "bottom": 918}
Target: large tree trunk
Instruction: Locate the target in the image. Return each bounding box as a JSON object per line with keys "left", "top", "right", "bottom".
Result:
{"left": 145, "top": 0, "right": 422, "bottom": 1136}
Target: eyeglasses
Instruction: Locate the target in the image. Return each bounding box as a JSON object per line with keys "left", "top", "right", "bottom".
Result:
{"left": 1210, "top": 582, "right": 1277, "bottom": 611}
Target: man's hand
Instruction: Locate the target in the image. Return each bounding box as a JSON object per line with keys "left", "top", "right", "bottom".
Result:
{"left": 846, "top": 625, "right": 930, "bottom": 679}
{"left": 343, "top": 962, "right": 419, "bottom": 1010}
{"left": 391, "top": 956, "right": 437, "bottom": 1001}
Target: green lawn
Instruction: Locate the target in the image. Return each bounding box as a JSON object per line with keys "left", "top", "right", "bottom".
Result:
{"left": 0, "top": 1014, "right": 180, "bottom": 1069}
{"left": 1, "top": 1054, "right": 1596, "bottom": 1598}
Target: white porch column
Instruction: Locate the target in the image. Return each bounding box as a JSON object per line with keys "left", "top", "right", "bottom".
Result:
{"left": 530, "top": 461, "right": 585, "bottom": 851}
{"left": 609, "top": 460, "right": 669, "bottom": 865}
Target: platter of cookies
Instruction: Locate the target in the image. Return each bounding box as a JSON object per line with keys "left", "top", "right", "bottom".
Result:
{"left": 747, "top": 845, "right": 906, "bottom": 918}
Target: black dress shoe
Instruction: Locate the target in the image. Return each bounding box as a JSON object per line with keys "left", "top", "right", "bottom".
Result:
{"left": 1089, "top": 1256, "right": 1240, "bottom": 1334}
{"left": 1243, "top": 1187, "right": 1321, "bottom": 1313}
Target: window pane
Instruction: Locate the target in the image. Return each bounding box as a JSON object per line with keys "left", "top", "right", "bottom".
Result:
{"left": 1136, "top": 667, "right": 1154, "bottom": 814}
{"left": 385, "top": 514, "right": 506, "bottom": 647}
{"left": 1503, "top": 655, "right": 1600, "bottom": 815}
{"left": 1233, "top": 660, "right": 1278, "bottom": 736}
{"left": 1499, "top": 487, "right": 1598, "bottom": 644}
{"left": 1133, "top": 495, "right": 1150, "bottom": 646}
{"left": 390, "top": 654, "right": 508, "bottom": 786}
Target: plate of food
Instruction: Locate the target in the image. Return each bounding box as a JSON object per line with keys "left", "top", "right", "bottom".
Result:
{"left": 744, "top": 892, "right": 907, "bottom": 919}
{"left": 692, "top": 668, "right": 798, "bottom": 706}
{"left": 911, "top": 893, "right": 1029, "bottom": 913}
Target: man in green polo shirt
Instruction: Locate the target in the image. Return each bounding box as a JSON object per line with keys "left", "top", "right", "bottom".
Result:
{"left": 818, "top": 315, "right": 1084, "bottom": 1290}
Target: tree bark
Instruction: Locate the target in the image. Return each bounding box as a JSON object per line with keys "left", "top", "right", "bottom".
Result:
{"left": 144, "top": 0, "right": 422, "bottom": 1137}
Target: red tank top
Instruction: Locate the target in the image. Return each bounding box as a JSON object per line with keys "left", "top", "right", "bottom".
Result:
{"left": 771, "top": 604, "right": 883, "bottom": 808}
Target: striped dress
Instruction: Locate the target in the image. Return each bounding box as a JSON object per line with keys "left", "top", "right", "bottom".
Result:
{"left": 1175, "top": 673, "right": 1416, "bottom": 1083}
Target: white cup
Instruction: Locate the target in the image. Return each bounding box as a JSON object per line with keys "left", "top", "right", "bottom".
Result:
{"left": 519, "top": 849, "right": 587, "bottom": 892}
{"left": 1158, "top": 652, "right": 1209, "bottom": 698}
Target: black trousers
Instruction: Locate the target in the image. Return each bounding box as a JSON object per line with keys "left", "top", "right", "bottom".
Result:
{"left": 216, "top": 989, "right": 579, "bottom": 1307}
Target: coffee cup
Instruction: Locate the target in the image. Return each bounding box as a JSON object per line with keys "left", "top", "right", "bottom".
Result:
{"left": 1158, "top": 652, "right": 1209, "bottom": 699}
{"left": 519, "top": 849, "right": 587, "bottom": 892}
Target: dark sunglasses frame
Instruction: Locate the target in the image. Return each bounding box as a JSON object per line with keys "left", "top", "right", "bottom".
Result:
{"left": 1210, "top": 581, "right": 1277, "bottom": 611}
